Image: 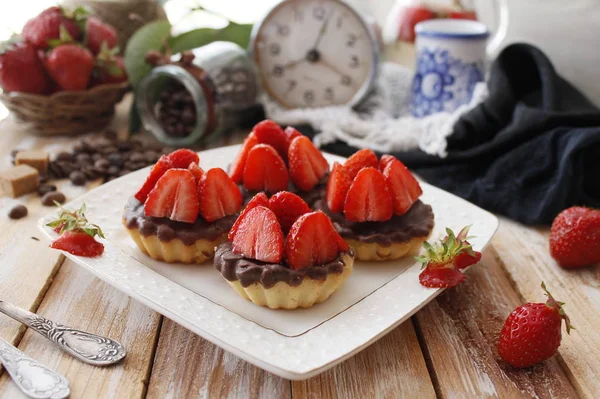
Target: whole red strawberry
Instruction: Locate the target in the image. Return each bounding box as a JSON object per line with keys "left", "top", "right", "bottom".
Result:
{"left": 45, "top": 44, "right": 94, "bottom": 91}
{"left": 22, "top": 6, "right": 82, "bottom": 49}
{"left": 498, "top": 283, "right": 573, "bottom": 368}
{"left": 549, "top": 206, "right": 600, "bottom": 268}
{"left": 85, "top": 16, "right": 118, "bottom": 55}
{"left": 91, "top": 49, "right": 127, "bottom": 86}
{"left": 0, "top": 40, "right": 51, "bottom": 94}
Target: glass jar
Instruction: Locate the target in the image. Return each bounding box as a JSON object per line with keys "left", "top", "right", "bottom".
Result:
{"left": 137, "top": 41, "right": 260, "bottom": 146}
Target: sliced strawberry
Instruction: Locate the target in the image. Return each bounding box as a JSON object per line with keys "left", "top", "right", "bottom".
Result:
{"left": 326, "top": 162, "right": 352, "bottom": 213}
{"left": 454, "top": 249, "right": 482, "bottom": 270}
{"left": 231, "top": 206, "right": 284, "bottom": 263}
{"left": 243, "top": 144, "right": 289, "bottom": 193}
{"left": 284, "top": 126, "right": 303, "bottom": 148}
{"left": 198, "top": 168, "right": 242, "bottom": 222}
{"left": 383, "top": 159, "right": 414, "bottom": 216}
{"left": 344, "top": 149, "right": 378, "bottom": 179}
{"left": 167, "top": 148, "right": 199, "bottom": 168}
{"left": 286, "top": 211, "right": 348, "bottom": 270}
{"left": 419, "top": 265, "right": 466, "bottom": 288}
{"left": 228, "top": 192, "right": 270, "bottom": 241}
{"left": 288, "top": 136, "right": 329, "bottom": 192}
{"left": 344, "top": 168, "right": 393, "bottom": 222}
{"left": 230, "top": 132, "right": 258, "bottom": 183}
{"left": 253, "top": 120, "right": 288, "bottom": 160}
{"left": 395, "top": 159, "right": 422, "bottom": 201}
{"left": 379, "top": 154, "right": 396, "bottom": 171}
{"left": 134, "top": 155, "right": 171, "bottom": 202}
{"left": 144, "top": 169, "right": 199, "bottom": 223}
{"left": 269, "top": 191, "right": 311, "bottom": 233}
{"left": 188, "top": 162, "right": 205, "bottom": 182}
{"left": 50, "top": 231, "right": 104, "bottom": 257}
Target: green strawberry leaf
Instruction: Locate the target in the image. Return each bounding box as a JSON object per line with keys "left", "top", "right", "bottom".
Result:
{"left": 124, "top": 20, "right": 172, "bottom": 89}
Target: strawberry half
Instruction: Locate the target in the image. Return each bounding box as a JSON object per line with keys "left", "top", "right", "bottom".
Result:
{"left": 144, "top": 169, "right": 199, "bottom": 223}
{"left": 50, "top": 231, "right": 104, "bottom": 257}
{"left": 383, "top": 159, "right": 415, "bottom": 216}
{"left": 231, "top": 206, "right": 284, "bottom": 263}
{"left": 243, "top": 144, "right": 289, "bottom": 193}
{"left": 253, "top": 120, "right": 288, "bottom": 160}
{"left": 288, "top": 136, "right": 329, "bottom": 192}
{"left": 198, "top": 168, "right": 242, "bottom": 222}
{"left": 269, "top": 191, "right": 311, "bottom": 234}
{"left": 326, "top": 162, "right": 352, "bottom": 213}
{"left": 419, "top": 266, "right": 465, "bottom": 288}
{"left": 134, "top": 155, "right": 171, "bottom": 202}
{"left": 188, "top": 162, "right": 204, "bottom": 182}
{"left": 379, "top": 154, "right": 396, "bottom": 172}
{"left": 167, "top": 148, "right": 199, "bottom": 168}
{"left": 344, "top": 149, "right": 378, "bottom": 179}
{"left": 228, "top": 192, "right": 270, "bottom": 241}
{"left": 344, "top": 167, "right": 393, "bottom": 222}
{"left": 284, "top": 126, "right": 303, "bottom": 148}
{"left": 286, "top": 211, "right": 349, "bottom": 270}
{"left": 230, "top": 132, "right": 258, "bottom": 183}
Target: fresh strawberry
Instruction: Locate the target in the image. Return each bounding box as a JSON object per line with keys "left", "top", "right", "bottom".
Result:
{"left": 230, "top": 132, "right": 258, "bottom": 183}
{"left": 0, "top": 40, "right": 51, "bottom": 94}
{"left": 188, "top": 162, "right": 204, "bottom": 182}
{"left": 498, "top": 283, "right": 573, "bottom": 368}
{"left": 286, "top": 211, "right": 348, "bottom": 270}
{"left": 22, "top": 6, "right": 82, "bottom": 50}
{"left": 416, "top": 226, "right": 481, "bottom": 288}
{"left": 243, "top": 144, "right": 289, "bottom": 193}
{"left": 50, "top": 231, "right": 104, "bottom": 257}
{"left": 326, "top": 162, "right": 352, "bottom": 213}
{"left": 344, "top": 149, "right": 379, "bottom": 180}
{"left": 44, "top": 44, "right": 94, "bottom": 91}
{"left": 284, "top": 126, "right": 303, "bottom": 148}
{"left": 166, "top": 148, "right": 199, "bottom": 168}
{"left": 385, "top": 157, "right": 422, "bottom": 203}
{"left": 379, "top": 154, "right": 396, "bottom": 171}
{"left": 231, "top": 206, "right": 284, "bottom": 263}
{"left": 85, "top": 16, "right": 118, "bottom": 55}
{"left": 144, "top": 169, "right": 199, "bottom": 223}
{"left": 228, "top": 192, "right": 270, "bottom": 241}
{"left": 383, "top": 159, "right": 415, "bottom": 216}
{"left": 549, "top": 206, "right": 600, "bottom": 268}
{"left": 134, "top": 155, "right": 171, "bottom": 202}
{"left": 343, "top": 168, "right": 393, "bottom": 222}
{"left": 91, "top": 51, "right": 127, "bottom": 85}
{"left": 252, "top": 120, "right": 288, "bottom": 160}
{"left": 448, "top": 10, "right": 478, "bottom": 20}
{"left": 288, "top": 136, "right": 329, "bottom": 191}
{"left": 269, "top": 191, "right": 311, "bottom": 233}
{"left": 198, "top": 168, "right": 242, "bottom": 222}
{"left": 397, "top": 6, "right": 436, "bottom": 42}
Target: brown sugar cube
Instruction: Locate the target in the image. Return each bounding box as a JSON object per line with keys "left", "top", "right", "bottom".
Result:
{"left": 0, "top": 165, "right": 40, "bottom": 198}
{"left": 15, "top": 150, "right": 50, "bottom": 174}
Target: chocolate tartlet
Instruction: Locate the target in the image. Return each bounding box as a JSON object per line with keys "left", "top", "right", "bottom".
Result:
{"left": 215, "top": 242, "right": 353, "bottom": 309}
{"left": 316, "top": 199, "right": 435, "bottom": 261}
{"left": 239, "top": 173, "right": 328, "bottom": 208}
{"left": 123, "top": 197, "right": 236, "bottom": 263}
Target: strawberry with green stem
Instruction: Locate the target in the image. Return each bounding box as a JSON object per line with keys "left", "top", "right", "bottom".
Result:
{"left": 46, "top": 203, "right": 105, "bottom": 257}
{"left": 44, "top": 26, "right": 94, "bottom": 91}
{"left": 91, "top": 43, "right": 127, "bottom": 86}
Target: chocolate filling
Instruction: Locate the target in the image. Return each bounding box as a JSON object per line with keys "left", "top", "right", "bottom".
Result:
{"left": 123, "top": 197, "right": 236, "bottom": 245}
{"left": 214, "top": 242, "right": 350, "bottom": 288}
{"left": 314, "top": 199, "right": 435, "bottom": 246}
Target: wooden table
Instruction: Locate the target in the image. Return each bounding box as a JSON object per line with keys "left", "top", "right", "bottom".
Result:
{"left": 0, "top": 97, "right": 597, "bottom": 399}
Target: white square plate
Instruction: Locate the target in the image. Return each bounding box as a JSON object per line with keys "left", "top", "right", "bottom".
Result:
{"left": 38, "top": 145, "right": 498, "bottom": 380}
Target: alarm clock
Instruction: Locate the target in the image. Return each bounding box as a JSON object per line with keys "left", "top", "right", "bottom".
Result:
{"left": 249, "top": 0, "right": 380, "bottom": 109}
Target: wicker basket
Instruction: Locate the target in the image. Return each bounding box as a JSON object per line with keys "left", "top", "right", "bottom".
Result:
{"left": 0, "top": 82, "right": 130, "bottom": 136}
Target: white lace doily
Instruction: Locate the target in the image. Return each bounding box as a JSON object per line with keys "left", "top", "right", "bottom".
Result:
{"left": 261, "top": 62, "right": 487, "bottom": 158}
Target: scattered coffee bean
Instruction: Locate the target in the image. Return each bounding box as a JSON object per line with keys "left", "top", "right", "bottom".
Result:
{"left": 75, "top": 153, "right": 91, "bottom": 163}
{"left": 69, "top": 171, "right": 86, "bottom": 186}
{"left": 55, "top": 152, "right": 74, "bottom": 162}
{"left": 129, "top": 152, "right": 144, "bottom": 163}
{"left": 93, "top": 158, "right": 109, "bottom": 170}
{"left": 107, "top": 153, "right": 124, "bottom": 167}
{"left": 38, "top": 184, "right": 57, "bottom": 196}
{"left": 117, "top": 142, "right": 134, "bottom": 152}
{"left": 8, "top": 204, "right": 27, "bottom": 219}
{"left": 107, "top": 165, "right": 120, "bottom": 176}
{"left": 42, "top": 191, "right": 66, "bottom": 206}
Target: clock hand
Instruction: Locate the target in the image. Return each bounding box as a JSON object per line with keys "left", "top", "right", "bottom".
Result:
{"left": 311, "top": 8, "right": 335, "bottom": 50}
{"left": 284, "top": 58, "right": 306, "bottom": 69}
{"left": 319, "top": 59, "right": 344, "bottom": 77}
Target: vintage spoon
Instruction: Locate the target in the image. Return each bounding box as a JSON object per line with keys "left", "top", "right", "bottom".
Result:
{"left": 0, "top": 300, "right": 126, "bottom": 366}
{"left": 0, "top": 336, "right": 70, "bottom": 399}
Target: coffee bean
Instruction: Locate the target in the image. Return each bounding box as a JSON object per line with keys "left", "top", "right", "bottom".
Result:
{"left": 92, "top": 153, "right": 103, "bottom": 162}
{"left": 129, "top": 152, "right": 144, "bottom": 163}
{"left": 82, "top": 166, "right": 98, "bottom": 180}
{"left": 100, "top": 146, "right": 118, "bottom": 155}
{"left": 107, "top": 165, "right": 120, "bottom": 176}
{"left": 57, "top": 161, "right": 75, "bottom": 176}
{"left": 42, "top": 191, "right": 66, "bottom": 206}
{"left": 39, "top": 174, "right": 48, "bottom": 184}
{"left": 182, "top": 108, "right": 195, "bottom": 124}
{"left": 117, "top": 142, "right": 134, "bottom": 152}
{"left": 94, "top": 159, "right": 110, "bottom": 170}
{"left": 69, "top": 171, "right": 86, "bottom": 186}
{"left": 76, "top": 153, "right": 91, "bottom": 164}
{"left": 55, "top": 152, "right": 74, "bottom": 162}
{"left": 38, "top": 184, "right": 57, "bottom": 196}
{"left": 8, "top": 205, "right": 27, "bottom": 219}
{"left": 48, "top": 162, "right": 65, "bottom": 178}
{"left": 107, "top": 153, "right": 124, "bottom": 167}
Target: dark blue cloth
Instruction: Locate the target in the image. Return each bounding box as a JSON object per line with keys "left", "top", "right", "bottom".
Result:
{"left": 319, "top": 44, "right": 600, "bottom": 225}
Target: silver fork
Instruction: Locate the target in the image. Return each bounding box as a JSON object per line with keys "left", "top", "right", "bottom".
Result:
{"left": 0, "top": 300, "right": 126, "bottom": 366}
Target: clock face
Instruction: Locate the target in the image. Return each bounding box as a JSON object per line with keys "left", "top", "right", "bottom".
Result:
{"left": 251, "top": 0, "right": 378, "bottom": 108}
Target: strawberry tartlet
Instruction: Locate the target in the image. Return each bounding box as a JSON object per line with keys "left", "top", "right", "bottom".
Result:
{"left": 316, "top": 150, "right": 434, "bottom": 261}
{"left": 123, "top": 149, "right": 242, "bottom": 264}
{"left": 214, "top": 191, "right": 354, "bottom": 309}
{"left": 230, "top": 120, "right": 330, "bottom": 207}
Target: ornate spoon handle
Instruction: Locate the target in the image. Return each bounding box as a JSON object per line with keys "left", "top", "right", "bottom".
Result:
{"left": 0, "top": 337, "right": 70, "bottom": 399}
{"left": 0, "top": 300, "right": 125, "bottom": 366}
